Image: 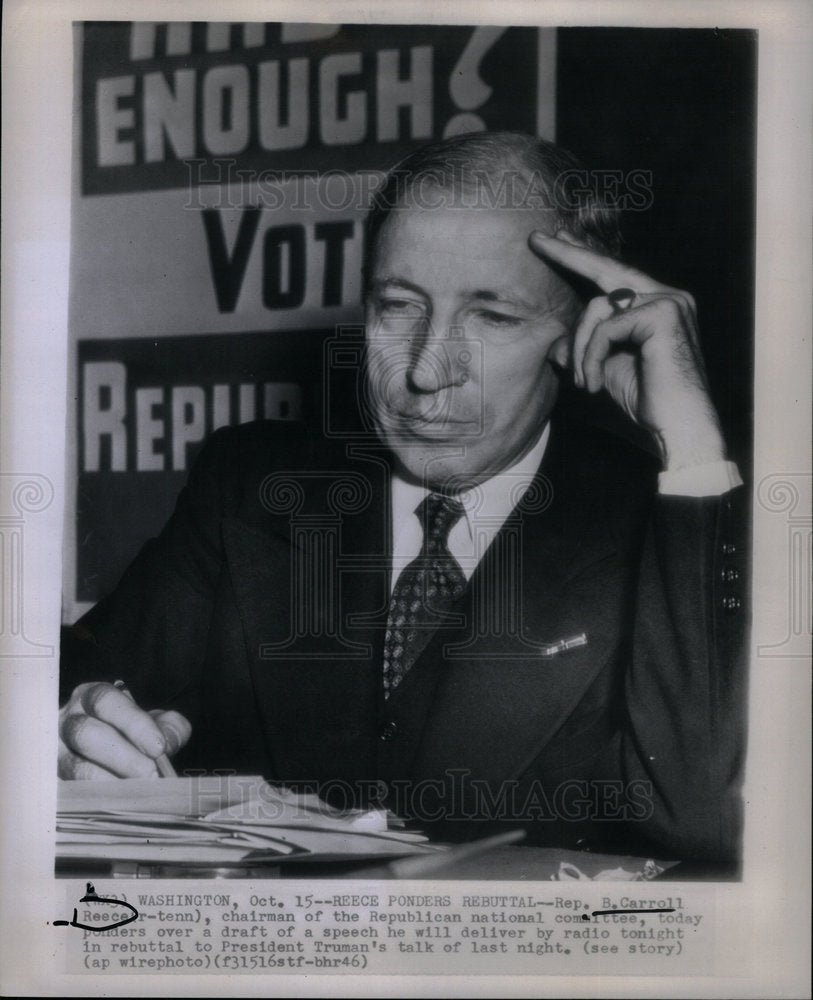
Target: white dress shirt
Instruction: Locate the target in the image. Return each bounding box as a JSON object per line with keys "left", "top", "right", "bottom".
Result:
{"left": 389, "top": 424, "right": 742, "bottom": 593}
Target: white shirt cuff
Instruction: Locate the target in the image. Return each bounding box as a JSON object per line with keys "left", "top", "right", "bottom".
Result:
{"left": 658, "top": 461, "right": 743, "bottom": 497}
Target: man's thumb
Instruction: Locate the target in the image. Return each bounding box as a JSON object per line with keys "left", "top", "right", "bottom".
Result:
{"left": 548, "top": 334, "right": 572, "bottom": 369}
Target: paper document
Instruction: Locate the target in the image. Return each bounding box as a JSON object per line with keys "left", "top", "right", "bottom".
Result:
{"left": 56, "top": 776, "right": 442, "bottom": 866}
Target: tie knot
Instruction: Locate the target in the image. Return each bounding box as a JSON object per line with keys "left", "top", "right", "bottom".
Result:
{"left": 417, "top": 493, "right": 465, "bottom": 554}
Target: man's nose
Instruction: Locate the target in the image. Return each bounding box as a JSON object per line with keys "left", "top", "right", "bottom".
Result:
{"left": 407, "top": 321, "right": 470, "bottom": 394}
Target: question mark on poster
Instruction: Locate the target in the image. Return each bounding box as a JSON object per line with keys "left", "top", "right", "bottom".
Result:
{"left": 444, "top": 27, "right": 507, "bottom": 136}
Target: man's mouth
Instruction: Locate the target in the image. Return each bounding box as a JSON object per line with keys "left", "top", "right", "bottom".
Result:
{"left": 379, "top": 412, "right": 480, "bottom": 444}
{"left": 392, "top": 410, "right": 474, "bottom": 428}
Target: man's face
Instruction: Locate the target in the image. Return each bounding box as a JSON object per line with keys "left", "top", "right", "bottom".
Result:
{"left": 364, "top": 199, "right": 576, "bottom": 487}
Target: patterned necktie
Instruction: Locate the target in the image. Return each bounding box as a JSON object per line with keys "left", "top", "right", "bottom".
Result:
{"left": 383, "top": 492, "right": 467, "bottom": 697}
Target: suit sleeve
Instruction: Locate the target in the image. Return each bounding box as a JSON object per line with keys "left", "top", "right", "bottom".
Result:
{"left": 59, "top": 426, "right": 236, "bottom": 718}
{"left": 621, "top": 485, "right": 749, "bottom": 862}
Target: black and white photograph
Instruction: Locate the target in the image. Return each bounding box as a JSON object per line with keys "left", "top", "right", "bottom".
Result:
{"left": 1, "top": 1, "right": 810, "bottom": 996}
{"left": 58, "top": 17, "right": 753, "bottom": 874}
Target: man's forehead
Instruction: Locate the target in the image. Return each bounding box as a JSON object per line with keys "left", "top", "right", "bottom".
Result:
{"left": 376, "top": 205, "right": 551, "bottom": 260}
{"left": 372, "top": 205, "right": 559, "bottom": 291}
{"left": 384, "top": 205, "right": 549, "bottom": 235}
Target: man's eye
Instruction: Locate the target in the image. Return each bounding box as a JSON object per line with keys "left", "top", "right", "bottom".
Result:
{"left": 379, "top": 299, "right": 425, "bottom": 317}
{"left": 478, "top": 310, "right": 522, "bottom": 328}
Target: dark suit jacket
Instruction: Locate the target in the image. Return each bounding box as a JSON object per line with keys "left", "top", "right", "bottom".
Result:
{"left": 61, "top": 414, "right": 748, "bottom": 862}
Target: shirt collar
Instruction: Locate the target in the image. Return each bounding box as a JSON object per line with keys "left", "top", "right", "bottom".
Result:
{"left": 391, "top": 423, "right": 550, "bottom": 537}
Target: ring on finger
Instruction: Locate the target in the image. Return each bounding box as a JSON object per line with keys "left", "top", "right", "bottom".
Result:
{"left": 607, "top": 287, "right": 637, "bottom": 313}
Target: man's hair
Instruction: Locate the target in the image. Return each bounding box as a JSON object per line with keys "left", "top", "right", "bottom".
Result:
{"left": 363, "top": 130, "right": 622, "bottom": 293}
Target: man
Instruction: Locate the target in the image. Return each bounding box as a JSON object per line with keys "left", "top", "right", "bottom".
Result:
{"left": 59, "top": 132, "right": 747, "bottom": 862}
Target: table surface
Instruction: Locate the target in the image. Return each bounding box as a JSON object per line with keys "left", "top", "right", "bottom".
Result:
{"left": 54, "top": 846, "right": 701, "bottom": 881}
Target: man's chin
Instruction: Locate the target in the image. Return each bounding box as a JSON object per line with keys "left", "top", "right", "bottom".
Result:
{"left": 389, "top": 444, "right": 493, "bottom": 491}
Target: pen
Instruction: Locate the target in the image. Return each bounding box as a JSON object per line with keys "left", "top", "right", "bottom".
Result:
{"left": 113, "top": 680, "right": 177, "bottom": 778}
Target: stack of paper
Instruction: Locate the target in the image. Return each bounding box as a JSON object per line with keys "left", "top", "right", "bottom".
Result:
{"left": 57, "top": 776, "right": 441, "bottom": 866}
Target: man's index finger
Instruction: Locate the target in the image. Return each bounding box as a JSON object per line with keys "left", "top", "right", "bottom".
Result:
{"left": 80, "top": 683, "right": 166, "bottom": 757}
{"left": 528, "top": 231, "right": 661, "bottom": 295}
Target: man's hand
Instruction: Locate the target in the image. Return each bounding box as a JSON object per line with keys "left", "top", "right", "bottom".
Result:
{"left": 531, "top": 230, "right": 727, "bottom": 471}
{"left": 58, "top": 682, "right": 191, "bottom": 779}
